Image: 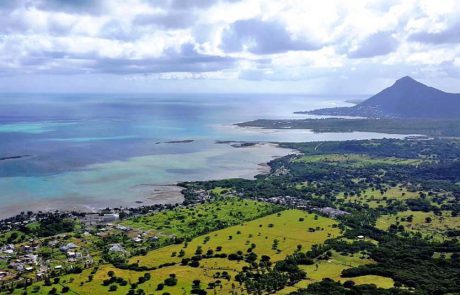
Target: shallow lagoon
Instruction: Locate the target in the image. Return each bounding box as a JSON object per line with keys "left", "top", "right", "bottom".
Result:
{"left": 0, "top": 93, "right": 407, "bottom": 217}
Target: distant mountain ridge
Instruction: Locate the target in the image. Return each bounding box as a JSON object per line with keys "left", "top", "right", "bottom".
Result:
{"left": 305, "top": 76, "right": 460, "bottom": 119}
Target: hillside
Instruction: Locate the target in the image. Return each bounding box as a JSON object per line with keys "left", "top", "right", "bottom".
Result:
{"left": 305, "top": 76, "right": 460, "bottom": 119}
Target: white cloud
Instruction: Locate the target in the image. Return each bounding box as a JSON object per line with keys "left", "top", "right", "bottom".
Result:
{"left": 0, "top": 0, "right": 459, "bottom": 93}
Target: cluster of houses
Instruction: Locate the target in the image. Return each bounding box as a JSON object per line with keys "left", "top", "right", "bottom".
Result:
{"left": 272, "top": 165, "right": 290, "bottom": 176}
{"left": 258, "top": 195, "right": 310, "bottom": 209}
{"left": 59, "top": 242, "right": 83, "bottom": 260}
{"left": 0, "top": 243, "right": 40, "bottom": 279}
{"left": 192, "top": 189, "right": 214, "bottom": 202}
{"left": 314, "top": 207, "right": 350, "bottom": 218}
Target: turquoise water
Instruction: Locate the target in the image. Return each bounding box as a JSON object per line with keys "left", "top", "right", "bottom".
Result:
{"left": 0, "top": 122, "right": 77, "bottom": 134}
{"left": 0, "top": 93, "right": 407, "bottom": 216}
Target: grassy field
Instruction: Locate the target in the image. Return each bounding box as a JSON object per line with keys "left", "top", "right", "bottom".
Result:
{"left": 13, "top": 209, "right": 341, "bottom": 295}
{"left": 13, "top": 262, "right": 245, "bottom": 295}
{"left": 278, "top": 251, "right": 394, "bottom": 294}
{"left": 121, "top": 198, "right": 281, "bottom": 241}
{"left": 336, "top": 186, "right": 420, "bottom": 209}
{"left": 129, "top": 210, "right": 341, "bottom": 268}
{"left": 376, "top": 210, "right": 460, "bottom": 240}
{"left": 292, "top": 154, "right": 421, "bottom": 167}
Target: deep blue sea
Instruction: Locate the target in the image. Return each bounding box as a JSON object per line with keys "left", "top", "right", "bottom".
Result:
{"left": 0, "top": 93, "right": 407, "bottom": 217}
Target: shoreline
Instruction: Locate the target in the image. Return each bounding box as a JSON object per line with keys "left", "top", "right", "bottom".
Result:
{"left": 234, "top": 118, "right": 460, "bottom": 137}
{"left": 0, "top": 142, "right": 295, "bottom": 220}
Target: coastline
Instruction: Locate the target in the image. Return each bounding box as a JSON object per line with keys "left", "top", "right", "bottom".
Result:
{"left": 0, "top": 142, "right": 295, "bottom": 220}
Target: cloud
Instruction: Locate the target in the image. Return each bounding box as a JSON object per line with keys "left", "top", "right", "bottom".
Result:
{"left": 168, "top": 0, "right": 243, "bottom": 10}
{"left": 0, "top": 43, "right": 237, "bottom": 76}
{"left": 0, "top": 0, "right": 459, "bottom": 93}
{"left": 134, "top": 11, "right": 197, "bottom": 29}
{"left": 34, "top": 0, "right": 106, "bottom": 14}
{"left": 409, "top": 22, "right": 460, "bottom": 44}
{"left": 220, "top": 18, "right": 320, "bottom": 54}
{"left": 347, "top": 31, "right": 399, "bottom": 58}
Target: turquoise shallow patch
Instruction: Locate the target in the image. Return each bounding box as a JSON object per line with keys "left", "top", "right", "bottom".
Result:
{"left": 48, "top": 135, "right": 138, "bottom": 142}
{"left": 0, "top": 122, "right": 76, "bottom": 134}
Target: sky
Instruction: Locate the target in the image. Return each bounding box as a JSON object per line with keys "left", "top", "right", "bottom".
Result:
{"left": 0, "top": 0, "right": 459, "bottom": 94}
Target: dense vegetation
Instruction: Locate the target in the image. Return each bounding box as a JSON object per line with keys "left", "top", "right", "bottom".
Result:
{"left": 237, "top": 118, "right": 460, "bottom": 137}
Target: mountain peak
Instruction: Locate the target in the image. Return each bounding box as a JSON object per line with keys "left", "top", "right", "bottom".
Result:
{"left": 393, "top": 75, "right": 418, "bottom": 86}
{"left": 308, "top": 76, "right": 460, "bottom": 119}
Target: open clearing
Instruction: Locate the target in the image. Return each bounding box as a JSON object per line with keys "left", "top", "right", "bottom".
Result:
{"left": 292, "top": 154, "right": 421, "bottom": 167}
{"left": 122, "top": 198, "right": 281, "bottom": 240}
{"left": 278, "top": 251, "right": 394, "bottom": 294}
{"left": 129, "top": 209, "right": 341, "bottom": 268}
{"left": 376, "top": 210, "right": 460, "bottom": 240}
{"left": 336, "top": 186, "right": 420, "bottom": 208}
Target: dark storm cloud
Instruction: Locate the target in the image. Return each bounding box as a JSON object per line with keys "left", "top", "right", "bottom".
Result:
{"left": 348, "top": 32, "right": 398, "bottom": 58}
{"left": 409, "top": 22, "right": 460, "bottom": 44}
{"left": 220, "top": 18, "right": 320, "bottom": 54}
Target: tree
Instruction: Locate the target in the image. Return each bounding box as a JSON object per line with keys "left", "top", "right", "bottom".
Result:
{"left": 193, "top": 279, "right": 201, "bottom": 288}
{"left": 164, "top": 274, "right": 177, "bottom": 286}
{"left": 343, "top": 280, "right": 355, "bottom": 288}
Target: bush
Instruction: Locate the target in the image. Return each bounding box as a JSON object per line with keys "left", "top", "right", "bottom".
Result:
{"left": 343, "top": 280, "right": 355, "bottom": 288}
{"left": 164, "top": 277, "right": 177, "bottom": 286}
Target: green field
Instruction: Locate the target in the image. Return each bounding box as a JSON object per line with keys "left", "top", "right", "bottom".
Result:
{"left": 130, "top": 210, "right": 341, "bottom": 268}
{"left": 336, "top": 186, "right": 419, "bottom": 208}
{"left": 14, "top": 210, "right": 342, "bottom": 295}
{"left": 292, "top": 154, "right": 421, "bottom": 167}
{"left": 376, "top": 210, "right": 460, "bottom": 240}
{"left": 122, "top": 198, "right": 281, "bottom": 241}
{"left": 278, "top": 251, "right": 394, "bottom": 294}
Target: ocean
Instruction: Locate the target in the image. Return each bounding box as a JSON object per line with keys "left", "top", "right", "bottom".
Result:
{"left": 0, "top": 93, "right": 407, "bottom": 217}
